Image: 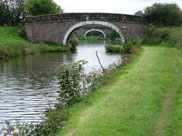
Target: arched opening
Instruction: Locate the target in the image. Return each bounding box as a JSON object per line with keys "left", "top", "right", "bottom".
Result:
{"left": 84, "top": 29, "right": 106, "bottom": 38}
{"left": 63, "top": 21, "right": 125, "bottom": 46}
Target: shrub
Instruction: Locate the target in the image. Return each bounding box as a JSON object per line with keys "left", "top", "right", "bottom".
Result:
{"left": 105, "top": 44, "right": 122, "bottom": 52}
{"left": 69, "top": 38, "right": 78, "bottom": 52}
{"left": 56, "top": 60, "right": 88, "bottom": 105}
{"left": 142, "top": 24, "right": 174, "bottom": 45}
{"left": 123, "top": 40, "right": 133, "bottom": 53}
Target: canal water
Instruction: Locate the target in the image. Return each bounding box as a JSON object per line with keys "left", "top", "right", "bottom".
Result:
{"left": 0, "top": 40, "right": 121, "bottom": 125}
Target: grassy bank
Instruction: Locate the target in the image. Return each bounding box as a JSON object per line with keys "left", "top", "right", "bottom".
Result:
{"left": 0, "top": 27, "right": 67, "bottom": 58}
{"left": 57, "top": 46, "right": 182, "bottom": 136}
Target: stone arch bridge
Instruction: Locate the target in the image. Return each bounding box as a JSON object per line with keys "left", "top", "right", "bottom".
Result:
{"left": 25, "top": 13, "right": 147, "bottom": 46}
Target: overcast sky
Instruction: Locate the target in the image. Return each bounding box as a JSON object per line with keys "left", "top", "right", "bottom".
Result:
{"left": 54, "top": 0, "right": 182, "bottom": 15}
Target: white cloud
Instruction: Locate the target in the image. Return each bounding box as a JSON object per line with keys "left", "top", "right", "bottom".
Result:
{"left": 54, "top": 0, "right": 182, "bottom": 14}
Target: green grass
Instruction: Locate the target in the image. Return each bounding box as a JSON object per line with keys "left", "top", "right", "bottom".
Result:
{"left": 57, "top": 46, "right": 182, "bottom": 136}
{"left": 0, "top": 27, "right": 67, "bottom": 58}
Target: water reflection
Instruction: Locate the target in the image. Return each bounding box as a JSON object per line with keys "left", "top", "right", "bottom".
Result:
{"left": 0, "top": 40, "right": 121, "bottom": 124}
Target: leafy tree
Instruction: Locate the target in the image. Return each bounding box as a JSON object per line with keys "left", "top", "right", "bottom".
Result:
{"left": 143, "top": 3, "right": 182, "bottom": 26}
{"left": 135, "top": 10, "right": 143, "bottom": 16}
{"left": 25, "top": 0, "right": 63, "bottom": 16}
{"left": 0, "top": 0, "right": 25, "bottom": 26}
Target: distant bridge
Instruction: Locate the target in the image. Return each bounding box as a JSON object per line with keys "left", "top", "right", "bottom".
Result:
{"left": 75, "top": 26, "right": 111, "bottom": 38}
{"left": 25, "top": 13, "right": 147, "bottom": 46}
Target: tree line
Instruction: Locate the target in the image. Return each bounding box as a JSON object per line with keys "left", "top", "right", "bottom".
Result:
{"left": 135, "top": 3, "right": 182, "bottom": 26}
{"left": 0, "top": 0, "right": 63, "bottom": 26}
{"left": 1, "top": 1, "right": 182, "bottom": 27}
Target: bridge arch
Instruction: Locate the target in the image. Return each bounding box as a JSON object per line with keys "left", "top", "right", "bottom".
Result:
{"left": 84, "top": 29, "right": 106, "bottom": 38}
{"left": 63, "top": 21, "right": 125, "bottom": 45}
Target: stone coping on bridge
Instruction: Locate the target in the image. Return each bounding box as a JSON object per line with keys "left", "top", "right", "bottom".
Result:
{"left": 26, "top": 13, "right": 144, "bottom": 24}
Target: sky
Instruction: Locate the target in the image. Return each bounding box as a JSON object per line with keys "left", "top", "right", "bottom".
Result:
{"left": 54, "top": 0, "right": 182, "bottom": 15}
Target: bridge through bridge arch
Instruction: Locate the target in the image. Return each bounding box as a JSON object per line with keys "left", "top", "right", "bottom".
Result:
{"left": 84, "top": 29, "right": 106, "bottom": 38}
{"left": 25, "top": 13, "right": 147, "bottom": 46}
{"left": 63, "top": 21, "right": 125, "bottom": 45}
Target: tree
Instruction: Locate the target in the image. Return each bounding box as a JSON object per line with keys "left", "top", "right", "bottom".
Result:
{"left": 143, "top": 3, "right": 182, "bottom": 26}
{"left": 0, "top": 2, "right": 6, "bottom": 25}
{"left": 135, "top": 10, "right": 143, "bottom": 16}
{"left": 0, "top": 0, "right": 25, "bottom": 26}
{"left": 25, "top": 0, "right": 63, "bottom": 16}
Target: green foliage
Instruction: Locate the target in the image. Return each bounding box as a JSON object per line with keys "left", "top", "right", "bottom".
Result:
{"left": 68, "top": 38, "right": 78, "bottom": 52}
{"left": 25, "top": 0, "right": 63, "bottom": 16}
{"left": 0, "top": 0, "right": 25, "bottom": 26}
{"left": 143, "top": 3, "right": 182, "bottom": 26}
{"left": 0, "top": 108, "right": 69, "bottom": 136}
{"left": 56, "top": 60, "right": 88, "bottom": 105}
{"left": 123, "top": 40, "right": 134, "bottom": 53}
{"left": 106, "top": 40, "right": 141, "bottom": 54}
{"left": 167, "top": 26, "right": 182, "bottom": 49}
{"left": 105, "top": 44, "right": 123, "bottom": 52}
{"left": 109, "top": 29, "right": 120, "bottom": 40}
{"left": 135, "top": 10, "right": 143, "bottom": 16}
{"left": 142, "top": 24, "right": 175, "bottom": 46}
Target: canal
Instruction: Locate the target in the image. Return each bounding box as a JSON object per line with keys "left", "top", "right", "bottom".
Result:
{"left": 0, "top": 40, "right": 121, "bottom": 125}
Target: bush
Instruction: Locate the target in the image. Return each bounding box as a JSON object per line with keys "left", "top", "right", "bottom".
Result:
{"left": 123, "top": 40, "right": 133, "bottom": 53}
{"left": 142, "top": 24, "right": 175, "bottom": 46}
{"left": 105, "top": 44, "right": 123, "bottom": 52}
{"left": 69, "top": 38, "right": 78, "bottom": 52}
{"left": 143, "top": 3, "right": 182, "bottom": 26}
{"left": 56, "top": 60, "right": 88, "bottom": 105}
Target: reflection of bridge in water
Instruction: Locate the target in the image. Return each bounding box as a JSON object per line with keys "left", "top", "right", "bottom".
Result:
{"left": 25, "top": 13, "right": 147, "bottom": 45}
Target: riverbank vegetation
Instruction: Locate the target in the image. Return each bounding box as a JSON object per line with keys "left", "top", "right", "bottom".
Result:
{"left": 0, "top": 27, "right": 67, "bottom": 59}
